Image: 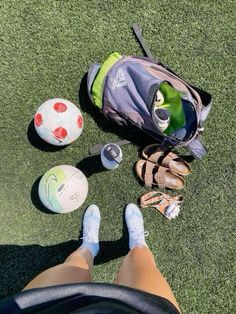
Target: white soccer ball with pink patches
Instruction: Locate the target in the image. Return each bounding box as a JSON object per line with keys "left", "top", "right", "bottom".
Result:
{"left": 34, "top": 98, "right": 83, "bottom": 146}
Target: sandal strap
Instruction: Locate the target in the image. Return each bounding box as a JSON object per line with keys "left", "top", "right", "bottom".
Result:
{"left": 160, "top": 153, "right": 174, "bottom": 168}
{"left": 154, "top": 199, "right": 171, "bottom": 216}
{"left": 141, "top": 192, "right": 183, "bottom": 206}
{"left": 143, "top": 145, "right": 175, "bottom": 166}
{"left": 161, "top": 152, "right": 190, "bottom": 172}
{"left": 144, "top": 161, "right": 156, "bottom": 187}
{"left": 140, "top": 191, "right": 165, "bottom": 207}
{"left": 144, "top": 147, "right": 187, "bottom": 172}
{"left": 147, "top": 150, "right": 163, "bottom": 164}
{"left": 140, "top": 191, "right": 183, "bottom": 219}
{"left": 154, "top": 166, "right": 169, "bottom": 190}
{"left": 140, "top": 194, "right": 173, "bottom": 218}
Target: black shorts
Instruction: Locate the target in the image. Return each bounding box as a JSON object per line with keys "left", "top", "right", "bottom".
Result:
{"left": 0, "top": 283, "right": 180, "bottom": 313}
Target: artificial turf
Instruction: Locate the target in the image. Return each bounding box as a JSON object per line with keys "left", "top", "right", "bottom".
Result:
{"left": 0, "top": 0, "right": 235, "bottom": 312}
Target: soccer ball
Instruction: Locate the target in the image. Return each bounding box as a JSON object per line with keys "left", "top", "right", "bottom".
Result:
{"left": 38, "top": 165, "right": 88, "bottom": 213}
{"left": 34, "top": 98, "right": 83, "bottom": 146}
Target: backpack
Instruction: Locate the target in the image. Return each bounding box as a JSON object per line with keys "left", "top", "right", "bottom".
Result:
{"left": 87, "top": 24, "right": 212, "bottom": 159}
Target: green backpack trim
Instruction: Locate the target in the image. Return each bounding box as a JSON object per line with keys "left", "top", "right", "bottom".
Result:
{"left": 92, "top": 52, "right": 122, "bottom": 108}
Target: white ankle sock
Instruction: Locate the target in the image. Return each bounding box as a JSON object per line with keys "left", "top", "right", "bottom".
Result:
{"left": 125, "top": 203, "right": 148, "bottom": 250}
{"left": 81, "top": 241, "right": 99, "bottom": 257}
{"left": 80, "top": 204, "right": 100, "bottom": 257}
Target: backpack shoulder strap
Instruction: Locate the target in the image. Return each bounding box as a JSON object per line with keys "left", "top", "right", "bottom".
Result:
{"left": 187, "top": 135, "right": 208, "bottom": 159}
{"left": 133, "top": 24, "right": 154, "bottom": 59}
{"left": 87, "top": 63, "right": 101, "bottom": 103}
{"left": 190, "top": 84, "right": 212, "bottom": 123}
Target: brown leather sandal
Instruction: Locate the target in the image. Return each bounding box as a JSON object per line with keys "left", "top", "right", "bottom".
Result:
{"left": 142, "top": 144, "right": 191, "bottom": 176}
{"left": 135, "top": 159, "right": 185, "bottom": 190}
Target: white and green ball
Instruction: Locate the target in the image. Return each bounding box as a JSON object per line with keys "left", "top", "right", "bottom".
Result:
{"left": 38, "top": 165, "right": 88, "bottom": 213}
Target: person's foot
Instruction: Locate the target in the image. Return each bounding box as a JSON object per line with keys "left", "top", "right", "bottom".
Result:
{"left": 80, "top": 204, "right": 100, "bottom": 257}
{"left": 125, "top": 203, "right": 148, "bottom": 250}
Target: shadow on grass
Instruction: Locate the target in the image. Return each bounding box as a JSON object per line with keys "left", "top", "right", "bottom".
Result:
{"left": 0, "top": 241, "right": 78, "bottom": 298}
{"left": 76, "top": 155, "right": 108, "bottom": 177}
{"left": 0, "top": 213, "right": 129, "bottom": 298}
{"left": 179, "top": 154, "right": 195, "bottom": 163}
{"left": 95, "top": 210, "right": 129, "bottom": 265}
{"left": 27, "top": 120, "right": 67, "bottom": 152}
{"left": 30, "top": 176, "right": 57, "bottom": 214}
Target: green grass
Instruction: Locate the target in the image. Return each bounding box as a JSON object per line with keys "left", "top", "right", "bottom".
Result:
{"left": 0, "top": 0, "right": 235, "bottom": 313}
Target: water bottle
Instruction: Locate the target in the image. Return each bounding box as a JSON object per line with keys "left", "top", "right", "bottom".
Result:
{"left": 100, "top": 143, "right": 123, "bottom": 170}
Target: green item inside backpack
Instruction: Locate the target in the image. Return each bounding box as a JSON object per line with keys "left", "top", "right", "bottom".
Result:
{"left": 158, "top": 82, "right": 186, "bottom": 135}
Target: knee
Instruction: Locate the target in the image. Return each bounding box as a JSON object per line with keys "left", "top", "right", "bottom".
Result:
{"left": 65, "top": 254, "right": 89, "bottom": 270}
{"left": 128, "top": 246, "right": 153, "bottom": 260}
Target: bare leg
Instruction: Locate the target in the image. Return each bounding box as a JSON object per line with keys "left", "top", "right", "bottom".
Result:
{"left": 24, "top": 248, "right": 93, "bottom": 290}
{"left": 24, "top": 205, "right": 101, "bottom": 290}
{"left": 115, "top": 246, "right": 180, "bottom": 312}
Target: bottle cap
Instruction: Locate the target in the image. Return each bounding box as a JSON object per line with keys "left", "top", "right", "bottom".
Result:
{"left": 101, "top": 143, "right": 123, "bottom": 170}
{"left": 104, "top": 144, "right": 122, "bottom": 164}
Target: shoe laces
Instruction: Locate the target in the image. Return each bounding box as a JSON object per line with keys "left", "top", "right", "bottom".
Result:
{"left": 129, "top": 223, "right": 149, "bottom": 241}
{"left": 81, "top": 225, "right": 98, "bottom": 243}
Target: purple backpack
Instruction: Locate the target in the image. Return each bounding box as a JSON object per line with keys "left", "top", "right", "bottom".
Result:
{"left": 87, "top": 25, "right": 212, "bottom": 159}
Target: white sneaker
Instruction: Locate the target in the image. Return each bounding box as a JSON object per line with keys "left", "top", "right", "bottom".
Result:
{"left": 153, "top": 108, "right": 170, "bottom": 132}
{"left": 81, "top": 204, "right": 100, "bottom": 257}
{"left": 125, "top": 203, "right": 148, "bottom": 250}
